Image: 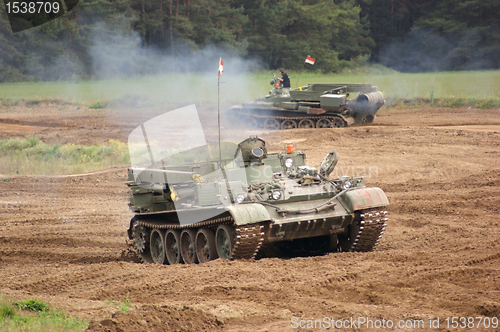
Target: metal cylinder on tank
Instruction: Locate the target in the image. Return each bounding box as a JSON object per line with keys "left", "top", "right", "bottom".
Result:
{"left": 356, "top": 91, "right": 385, "bottom": 106}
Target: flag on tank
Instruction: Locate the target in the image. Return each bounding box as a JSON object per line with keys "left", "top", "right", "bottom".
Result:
{"left": 305, "top": 55, "right": 316, "bottom": 65}
{"left": 219, "top": 58, "right": 224, "bottom": 76}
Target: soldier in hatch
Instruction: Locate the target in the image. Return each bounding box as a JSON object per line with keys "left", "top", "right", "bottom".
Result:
{"left": 278, "top": 68, "right": 290, "bottom": 88}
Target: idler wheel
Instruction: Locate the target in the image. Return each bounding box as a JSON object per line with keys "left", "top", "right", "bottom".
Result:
{"left": 165, "top": 229, "right": 183, "bottom": 264}
{"left": 132, "top": 223, "right": 152, "bottom": 263}
{"left": 316, "top": 118, "right": 332, "bottom": 128}
{"left": 338, "top": 218, "right": 361, "bottom": 252}
{"left": 133, "top": 224, "right": 149, "bottom": 254}
{"left": 281, "top": 119, "right": 297, "bottom": 130}
{"left": 264, "top": 118, "right": 281, "bottom": 130}
{"left": 195, "top": 228, "right": 218, "bottom": 263}
{"left": 180, "top": 229, "right": 198, "bottom": 264}
{"left": 330, "top": 117, "right": 345, "bottom": 128}
{"left": 150, "top": 229, "right": 167, "bottom": 264}
{"left": 215, "top": 224, "right": 236, "bottom": 260}
{"left": 298, "top": 119, "right": 315, "bottom": 129}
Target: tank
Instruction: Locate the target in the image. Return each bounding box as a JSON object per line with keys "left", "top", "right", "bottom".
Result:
{"left": 226, "top": 75, "right": 385, "bottom": 130}
{"left": 126, "top": 133, "right": 389, "bottom": 264}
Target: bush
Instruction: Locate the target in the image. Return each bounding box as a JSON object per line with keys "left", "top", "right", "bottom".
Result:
{"left": 88, "top": 101, "right": 107, "bottom": 109}
{"left": 13, "top": 299, "right": 49, "bottom": 312}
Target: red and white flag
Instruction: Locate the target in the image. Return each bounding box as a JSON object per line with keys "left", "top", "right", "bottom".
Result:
{"left": 305, "top": 55, "right": 316, "bottom": 65}
{"left": 218, "top": 57, "right": 224, "bottom": 76}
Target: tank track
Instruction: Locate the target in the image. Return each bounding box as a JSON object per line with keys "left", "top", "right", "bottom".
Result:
{"left": 230, "top": 111, "right": 348, "bottom": 128}
{"left": 136, "top": 215, "right": 233, "bottom": 230}
{"left": 133, "top": 216, "right": 265, "bottom": 262}
{"left": 349, "top": 209, "right": 388, "bottom": 252}
{"left": 229, "top": 224, "right": 265, "bottom": 260}
{"left": 247, "top": 113, "right": 346, "bottom": 122}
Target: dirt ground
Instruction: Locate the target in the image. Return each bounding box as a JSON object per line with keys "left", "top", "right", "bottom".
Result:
{"left": 0, "top": 104, "right": 499, "bottom": 331}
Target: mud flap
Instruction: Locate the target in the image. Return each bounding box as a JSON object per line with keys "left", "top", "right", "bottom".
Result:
{"left": 343, "top": 116, "right": 355, "bottom": 126}
{"left": 227, "top": 204, "right": 270, "bottom": 226}
{"left": 340, "top": 188, "right": 389, "bottom": 212}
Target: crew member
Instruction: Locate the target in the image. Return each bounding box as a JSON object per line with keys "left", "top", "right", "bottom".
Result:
{"left": 278, "top": 68, "right": 290, "bottom": 88}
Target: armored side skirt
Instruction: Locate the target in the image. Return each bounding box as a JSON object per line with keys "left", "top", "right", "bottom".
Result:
{"left": 262, "top": 200, "right": 353, "bottom": 243}
{"left": 264, "top": 214, "right": 352, "bottom": 243}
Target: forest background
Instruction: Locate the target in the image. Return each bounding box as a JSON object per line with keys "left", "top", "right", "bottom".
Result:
{"left": 0, "top": 0, "right": 499, "bottom": 82}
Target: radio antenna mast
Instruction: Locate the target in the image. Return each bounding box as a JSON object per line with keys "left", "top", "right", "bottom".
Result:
{"left": 218, "top": 57, "right": 223, "bottom": 163}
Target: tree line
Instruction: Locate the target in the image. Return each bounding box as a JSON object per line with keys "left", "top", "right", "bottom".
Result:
{"left": 0, "top": 0, "right": 499, "bottom": 82}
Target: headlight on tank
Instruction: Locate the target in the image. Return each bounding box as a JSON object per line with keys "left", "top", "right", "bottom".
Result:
{"left": 272, "top": 191, "right": 281, "bottom": 200}
{"left": 343, "top": 181, "right": 352, "bottom": 190}
{"left": 285, "top": 158, "right": 293, "bottom": 168}
{"left": 236, "top": 194, "right": 246, "bottom": 204}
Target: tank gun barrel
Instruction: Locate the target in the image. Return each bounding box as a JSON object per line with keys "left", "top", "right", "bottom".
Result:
{"left": 129, "top": 168, "right": 197, "bottom": 185}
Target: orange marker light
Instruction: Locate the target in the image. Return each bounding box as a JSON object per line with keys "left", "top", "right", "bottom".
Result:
{"left": 287, "top": 144, "right": 294, "bottom": 153}
{"left": 275, "top": 83, "right": 279, "bottom": 88}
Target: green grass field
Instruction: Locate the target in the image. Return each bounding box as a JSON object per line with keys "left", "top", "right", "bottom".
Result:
{"left": 0, "top": 69, "right": 499, "bottom": 106}
{"left": 0, "top": 138, "right": 129, "bottom": 175}
{"left": 0, "top": 295, "right": 87, "bottom": 332}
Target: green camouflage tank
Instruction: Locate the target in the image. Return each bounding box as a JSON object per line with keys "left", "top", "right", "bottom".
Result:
{"left": 227, "top": 75, "right": 385, "bottom": 130}
{"left": 126, "top": 116, "right": 389, "bottom": 264}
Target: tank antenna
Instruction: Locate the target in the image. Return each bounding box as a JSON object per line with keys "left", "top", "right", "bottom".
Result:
{"left": 218, "top": 58, "right": 234, "bottom": 204}
{"left": 218, "top": 57, "right": 223, "bottom": 163}
{"left": 295, "top": 63, "right": 305, "bottom": 89}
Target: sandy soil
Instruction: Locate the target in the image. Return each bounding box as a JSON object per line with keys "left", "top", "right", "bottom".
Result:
{"left": 1, "top": 104, "right": 499, "bottom": 331}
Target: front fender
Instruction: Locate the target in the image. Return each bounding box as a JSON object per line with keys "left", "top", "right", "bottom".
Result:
{"left": 227, "top": 203, "right": 270, "bottom": 226}
{"left": 340, "top": 187, "right": 389, "bottom": 212}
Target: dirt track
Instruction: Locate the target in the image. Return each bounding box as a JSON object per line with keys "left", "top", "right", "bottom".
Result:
{"left": 1, "top": 105, "right": 500, "bottom": 331}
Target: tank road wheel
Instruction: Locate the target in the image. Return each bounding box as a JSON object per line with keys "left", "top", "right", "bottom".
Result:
{"left": 298, "top": 119, "right": 315, "bottom": 129}
{"left": 215, "top": 224, "right": 236, "bottom": 260}
{"left": 150, "top": 229, "right": 167, "bottom": 264}
{"left": 316, "top": 118, "right": 332, "bottom": 128}
{"left": 330, "top": 117, "right": 345, "bottom": 128}
{"left": 180, "top": 229, "right": 198, "bottom": 264}
{"left": 281, "top": 119, "right": 297, "bottom": 130}
{"left": 165, "top": 229, "right": 184, "bottom": 265}
{"left": 132, "top": 223, "right": 153, "bottom": 263}
{"left": 264, "top": 118, "right": 281, "bottom": 130}
{"left": 195, "top": 228, "right": 218, "bottom": 263}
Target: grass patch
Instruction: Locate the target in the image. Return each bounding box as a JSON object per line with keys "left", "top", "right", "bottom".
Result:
{"left": 387, "top": 96, "right": 500, "bottom": 109}
{"left": 0, "top": 138, "right": 130, "bottom": 175}
{"left": 13, "top": 299, "right": 49, "bottom": 312}
{"left": 0, "top": 295, "right": 87, "bottom": 332}
{"left": 0, "top": 99, "right": 21, "bottom": 107}
{"left": 106, "top": 293, "right": 132, "bottom": 314}
{"left": 0, "top": 98, "right": 68, "bottom": 108}
{"left": 25, "top": 99, "right": 42, "bottom": 106}
{"left": 0, "top": 70, "right": 499, "bottom": 107}
{"left": 88, "top": 100, "right": 107, "bottom": 109}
